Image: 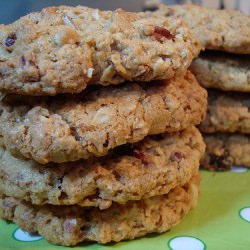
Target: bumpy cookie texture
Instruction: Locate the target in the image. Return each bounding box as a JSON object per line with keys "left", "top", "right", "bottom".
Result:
{"left": 202, "top": 134, "right": 250, "bottom": 171}
{"left": 199, "top": 90, "right": 250, "bottom": 134}
{"left": 191, "top": 51, "right": 250, "bottom": 92}
{"left": 157, "top": 4, "right": 250, "bottom": 54}
{"left": 0, "top": 71, "right": 207, "bottom": 164}
{"left": 0, "top": 175, "right": 200, "bottom": 246}
{"left": 0, "top": 126, "right": 204, "bottom": 209}
{"left": 0, "top": 6, "right": 201, "bottom": 95}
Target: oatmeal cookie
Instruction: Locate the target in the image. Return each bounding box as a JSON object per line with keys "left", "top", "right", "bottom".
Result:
{"left": 199, "top": 89, "right": 250, "bottom": 134}
{"left": 0, "top": 6, "right": 201, "bottom": 95}
{"left": 202, "top": 134, "right": 250, "bottom": 171}
{"left": 191, "top": 51, "right": 250, "bottom": 92}
{"left": 0, "top": 174, "right": 200, "bottom": 246}
{"left": 157, "top": 4, "right": 250, "bottom": 54}
{"left": 0, "top": 126, "right": 204, "bottom": 209}
{"left": 0, "top": 72, "right": 207, "bottom": 164}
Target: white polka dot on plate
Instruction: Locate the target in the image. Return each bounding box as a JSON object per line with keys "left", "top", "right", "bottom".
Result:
{"left": 231, "top": 166, "right": 248, "bottom": 173}
{"left": 168, "top": 236, "right": 206, "bottom": 250}
{"left": 13, "top": 228, "right": 43, "bottom": 242}
{"left": 239, "top": 207, "right": 250, "bottom": 223}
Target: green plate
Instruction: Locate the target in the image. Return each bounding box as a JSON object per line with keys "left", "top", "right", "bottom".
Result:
{"left": 1, "top": 169, "right": 250, "bottom": 250}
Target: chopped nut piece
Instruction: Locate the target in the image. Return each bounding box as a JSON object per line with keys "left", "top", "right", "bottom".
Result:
{"left": 62, "top": 15, "right": 77, "bottom": 30}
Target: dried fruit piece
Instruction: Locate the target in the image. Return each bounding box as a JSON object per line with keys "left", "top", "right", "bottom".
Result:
{"left": 19, "top": 55, "right": 27, "bottom": 68}
{"left": 153, "top": 26, "right": 175, "bottom": 42}
{"left": 206, "top": 151, "right": 233, "bottom": 171}
{"left": 170, "top": 151, "right": 183, "bottom": 162}
{"left": 133, "top": 149, "right": 149, "bottom": 166}
{"left": 5, "top": 34, "right": 17, "bottom": 47}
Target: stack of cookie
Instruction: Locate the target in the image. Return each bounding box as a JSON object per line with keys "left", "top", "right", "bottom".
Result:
{"left": 192, "top": 52, "right": 250, "bottom": 171}
{"left": 0, "top": 6, "right": 207, "bottom": 246}
{"left": 158, "top": 4, "right": 250, "bottom": 171}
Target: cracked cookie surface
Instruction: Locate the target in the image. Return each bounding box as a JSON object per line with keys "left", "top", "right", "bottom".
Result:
{"left": 0, "top": 126, "right": 204, "bottom": 209}
{"left": 199, "top": 89, "right": 250, "bottom": 134}
{"left": 191, "top": 51, "right": 250, "bottom": 92}
{"left": 157, "top": 4, "right": 250, "bottom": 54}
{"left": 0, "top": 71, "right": 207, "bottom": 164}
{"left": 202, "top": 134, "right": 250, "bottom": 171}
{"left": 0, "top": 174, "right": 200, "bottom": 246}
{"left": 0, "top": 5, "right": 200, "bottom": 95}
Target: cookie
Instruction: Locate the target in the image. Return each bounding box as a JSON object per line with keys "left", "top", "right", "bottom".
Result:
{"left": 0, "top": 71, "right": 207, "bottom": 164}
{"left": 0, "top": 126, "right": 205, "bottom": 209}
{"left": 0, "top": 6, "right": 201, "bottom": 96}
{"left": 199, "top": 89, "right": 250, "bottom": 134}
{"left": 0, "top": 174, "right": 200, "bottom": 246}
{"left": 190, "top": 51, "right": 250, "bottom": 92}
{"left": 202, "top": 134, "right": 250, "bottom": 171}
{"left": 157, "top": 4, "right": 250, "bottom": 54}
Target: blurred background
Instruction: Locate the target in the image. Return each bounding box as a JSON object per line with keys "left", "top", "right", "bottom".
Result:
{"left": 0, "top": 0, "right": 249, "bottom": 24}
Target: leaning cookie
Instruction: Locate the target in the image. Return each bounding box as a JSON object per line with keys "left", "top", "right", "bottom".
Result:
{"left": 0, "top": 6, "right": 201, "bottom": 96}
{"left": 0, "top": 174, "right": 200, "bottom": 246}
{"left": 0, "top": 126, "right": 204, "bottom": 209}
{"left": 202, "top": 134, "right": 250, "bottom": 171}
{"left": 157, "top": 4, "right": 250, "bottom": 54}
{"left": 199, "top": 89, "right": 250, "bottom": 134}
{"left": 0, "top": 71, "right": 207, "bottom": 164}
{"left": 191, "top": 51, "right": 250, "bottom": 92}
